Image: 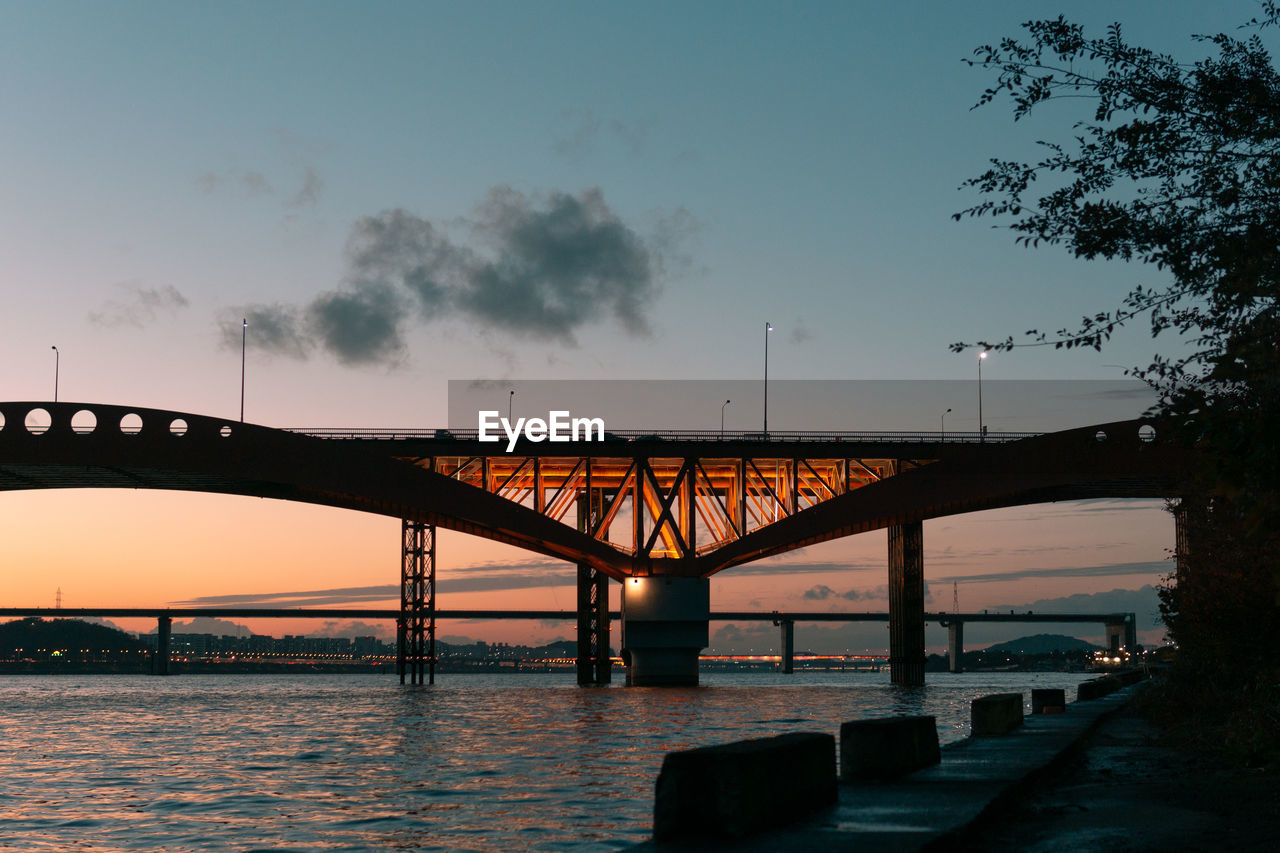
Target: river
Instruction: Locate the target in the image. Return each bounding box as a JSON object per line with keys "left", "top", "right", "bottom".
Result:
{"left": 0, "top": 671, "right": 1092, "bottom": 851}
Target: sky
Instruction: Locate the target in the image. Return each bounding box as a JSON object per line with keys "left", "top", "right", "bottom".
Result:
{"left": 3, "top": 0, "right": 1259, "bottom": 653}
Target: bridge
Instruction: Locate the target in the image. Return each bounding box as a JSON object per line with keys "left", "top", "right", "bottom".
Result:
{"left": 0, "top": 606, "right": 1136, "bottom": 676}
{"left": 0, "top": 400, "right": 1182, "bottom": 686}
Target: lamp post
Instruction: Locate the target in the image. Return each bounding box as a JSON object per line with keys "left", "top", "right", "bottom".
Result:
{"left": 763, "top": 322, "right": 773, "bottom": 434}
{"left": 51, "top": 346, "right": 59, "bottom": 402}
{"left": 721, "top": 399, "right": 731, "bottom": 437}
{"left": 508, "top": 389, "right": 514, "bottom": 422}
{"left": 240, "top": 318, "right": 247, "bottom": 422}
{"left": 941, "top": 407, "right": 951, "bottom": 439}
{"left": 978, "top": 350, "right": 989, "bottom": 442}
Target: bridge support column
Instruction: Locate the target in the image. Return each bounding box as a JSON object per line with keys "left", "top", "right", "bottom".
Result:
{"left": 948, "top": 621, "right": 964, "bottom": 673}
{"left": 577, "top": 491, "right": 611, "bottom": 685}
{"left": 1105, "top": 621, "right": 1126, "bottom": 653}
{"left": 888, "top": 521, "right": 925, "bottom": 686}
{"left": 621, "top": 577, "right": 709, "bottom": 687}
{"left": 399, "top": 520, "right": 435, "bottom": 685}
{"left": 577, "top": 566, "right": 611, "bottom": 685}
{"left": 777, "top": 618, "right": 795, "bottom": 674}
{"left": 154, "top": 615, "right": 171, "bottom": 676}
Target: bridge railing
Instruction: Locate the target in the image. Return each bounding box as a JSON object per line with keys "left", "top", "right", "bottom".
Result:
{"left": 288, "top": 427, "right": 1042, "bottom": 443}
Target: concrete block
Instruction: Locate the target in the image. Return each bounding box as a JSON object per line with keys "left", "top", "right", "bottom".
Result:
{"left": 653, "top": 732, "right": 835, "bottom": 841}
{"left": 1031, "top": 688, "right": 1066, "bottom": 714}
{"left": 840, "top": 715, "right": 940, "bottom": 781}
{"left": 971, "top": 692, "right": 1024, "bottom": 736}
{"left": 1077, "top": 676, "right": 1121, "bottom": 701}
{"left": 1117, "top": 668, "right": 1146, "bottom": 686}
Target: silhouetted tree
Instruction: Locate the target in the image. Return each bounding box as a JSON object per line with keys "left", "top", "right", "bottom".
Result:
{"left": 956, "top": 6, "right": 1280, "bottom": 759}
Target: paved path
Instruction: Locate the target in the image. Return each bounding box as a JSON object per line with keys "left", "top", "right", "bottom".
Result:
{"left": 632, "top": 683, "right": 1148, "bottom": 851}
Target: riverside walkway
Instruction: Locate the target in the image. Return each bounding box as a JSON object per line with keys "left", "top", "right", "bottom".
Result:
{"left": 632, "top": 681, "right": 1147, "bottom": 851}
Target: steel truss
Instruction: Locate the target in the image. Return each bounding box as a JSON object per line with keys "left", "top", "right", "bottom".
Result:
{"left": 398, "top": 519, "right": 435, "bottom": 685}
{"left": 428, "top": 454, "right": 927, "bottom": 562}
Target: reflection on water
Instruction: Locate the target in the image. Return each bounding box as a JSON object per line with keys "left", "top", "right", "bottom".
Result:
{"left": 0, "top": 671, "right": 1090, "bottom": 851}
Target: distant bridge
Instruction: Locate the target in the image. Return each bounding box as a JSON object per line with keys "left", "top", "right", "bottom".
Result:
{"left": 1, "top": 607, "right": 1137, "bottom": 676}
{"left": 0, "top": 401, "right": 1181, "bottom": 686}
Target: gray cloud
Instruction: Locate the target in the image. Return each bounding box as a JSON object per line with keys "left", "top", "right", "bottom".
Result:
{"left": 198, "top": 164, "right": 321, "bottom": 208}
{"left": 173, "top": 559, "right": 576, "bottom": 606}
{"left": 553, "top": 109, "right": 650, "bottom": 160}
{"left": 788, "top": 319, "right": 814, "bottom": 345}
{"left": 289, "top": 166, "right": 324, "bottom": 208}
{"left": 222, "top": 186, "right": 681, "bottom": 366}
{"left": 937, "top": 560, "right": 1169, "bottom": 584}
{"left": 221, "top": 304, "right": 310, "bottom": 360}
{"left": 89, "top": 283, "right": 189, "bottom": 328}
{"left": 198, "top": 170, "right": 274, "bottom": 197}
{"left": 306, "top": 620, "right": 394, "bottom": 641}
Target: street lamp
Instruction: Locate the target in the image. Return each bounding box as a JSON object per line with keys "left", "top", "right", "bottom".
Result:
{"left": 508, "top": 389, "right": 514, "bottom": 423}
{"left": 763, "top": 322, "right": 773, "bottom": 434}
{"left": 240, "top": 318, "right": 247, "bottom": 422}
{"left": 721, "top": 399, "right": 731, "bottom": 437}
{"left": 978, "top": 350, "right": 989, "bottom": 441}
{"left": 51, "top": 346, "right": 59, "bottom": 402}
{"left": 941, "top": 407, "right": 951, "bottom": 439}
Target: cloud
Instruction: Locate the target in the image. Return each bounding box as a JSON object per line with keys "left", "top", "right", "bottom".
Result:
{"left": 288, "top": 166, "right": 324, "bottom": 208}
{"left": 222, "top": 186, "right": 684, "bottom": 366}
{"left": 172, "top": 559, "right": 577, "bottom": 606}
{"left": 990, "top": 585, "right": 1165, "bottom": 632}
{"left": 803, "top": 585, "right": 837, "bottom": 600}
{"left": 198, "top": 163, "right": 321, "bottom": 208}
{"left": 553, "top": 109, "right": 650, "bottom": 160}
{"left": 88, "top": 283, "right": 189, "bottom": 328}
{"left": 553, "top": 108, "right": 603, "bottom": 160}
{"left": 788, "top": 319, "right": 814, "bottom": 345}
{"left": 306, "top": 620, "right": 394, "bottom": 641}
{"left": 147, "top": 617, "right": 251, "bottom": 636}
{"left": 198, "top": 170, "right": 274, "bottom": 198}
{"left": 221, "top": 304, "right": 310, "bottom": 359}
{"left": 937, "top": 560, "right": 1170, "bottom": 584}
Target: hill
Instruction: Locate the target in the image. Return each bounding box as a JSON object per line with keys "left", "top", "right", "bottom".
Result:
{"left": 984, "top": 634, "right": 1102, "bottom": 654}
{"left": 0, "top": 617, "right": 148, "bottom": 658}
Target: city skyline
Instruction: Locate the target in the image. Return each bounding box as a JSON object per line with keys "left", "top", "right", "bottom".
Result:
{"left": 3, "top": 1, "right": 1231, "bottom": 649}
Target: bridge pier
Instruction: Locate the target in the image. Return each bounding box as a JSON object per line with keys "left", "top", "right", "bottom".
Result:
{"left": 1104, "top": 615, "right": 1136, "bottom": 653}
{"left": 947, "top": 621, "right": 964, "bottom": 673}
{"left": 577, "top": 485, "right": 612, "bottom": 685}
{"left": 777, "top": 617, "right": 795, "bottom": 674}
{"left": 888, "top": 520, "right": 925, "bottom": 686}
{"left": 154, "top": 615, "right": 171, "bottom": 676}
{"left": 398, "top": 520, "right": 435, "bottom": 685}
{"left": 621, "top": 577, "right": 709, "bottom": 686}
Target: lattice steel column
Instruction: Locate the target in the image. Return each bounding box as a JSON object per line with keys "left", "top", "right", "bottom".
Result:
{"left": 888, "top": 520, "right": 925, "bottom": 686}
{"left": 577, "top": 489, "right": 611, "bottom": 685}
{"left": 399, "top": 519, "right": 436, "bottom": 685}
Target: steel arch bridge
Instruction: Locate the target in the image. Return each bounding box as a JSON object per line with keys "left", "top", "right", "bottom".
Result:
{"left": 0, "top": 400, "right": 1185, "bottom": 685}
{"left": 0, "top": 401, "right": 1179, "bottom": 577}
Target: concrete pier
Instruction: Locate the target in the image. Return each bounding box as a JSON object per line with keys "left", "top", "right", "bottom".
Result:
{"left": 778, "top": 618, "right": 794, "bottom": 674}
{"left": 948, "top": 621, "right": 964, "bottom": 673}
{"left": 154, "top": 615, "right": 171, "bottom": 676}
{"left": 620, "top": 577, "right": 709, "bottom": 686}
{"left": 888, "top": 520, "right": 925, "bottom": 686}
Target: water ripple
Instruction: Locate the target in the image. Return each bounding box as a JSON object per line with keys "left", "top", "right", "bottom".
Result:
{"left": 0, "top": 671, "right": 1089, "bottom": 850}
